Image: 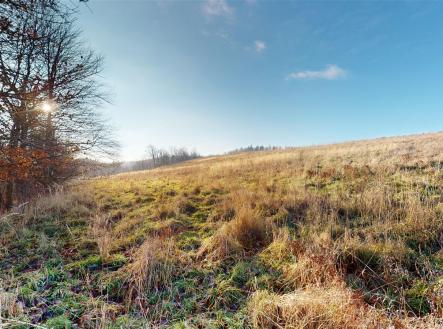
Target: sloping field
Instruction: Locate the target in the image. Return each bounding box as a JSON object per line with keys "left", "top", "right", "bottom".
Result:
{"left": 2, "top": 132, "right": 443, "bottom": 328}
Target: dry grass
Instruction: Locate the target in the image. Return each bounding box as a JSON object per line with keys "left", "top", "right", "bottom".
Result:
{"left": 24, "top": 185, "right": 92, "bottom": 221}
{"left": 249, "top": 285, "right": 443, "bottom": 329}
{"left": 0, "top": 290, "right": 22, "bottom": 317}
{"left": 127, "top": 237, "right": 179, "bottom": 306}
{"left": 282, "top": 253, "right": 339, "bottom": 289}
{"left": 101, "top": 132, "right": 443, "bottom": 325}
{"left": 197, "top": 225, "right": 243, "bottom": 262}
{"left": 198, "top": 206, "right": 273, "bottom": 261}
{"left": 5, "top": 132, "right": 443, "bottom": 327}
{"left": 248, "top": 285, "right": 384, "bottom": 329}
{"left": 90, "top": 212, "right": 112, "bottom": 260}
{"left": 78, "top": 300, "right": 124, "bottom": 329}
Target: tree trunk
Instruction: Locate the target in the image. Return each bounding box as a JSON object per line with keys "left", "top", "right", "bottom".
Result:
{"left": 5, "top": 120, "right": 20, "bottom": 210}
{"left": 4, "top": 181, "right": 14, "bottom": 210}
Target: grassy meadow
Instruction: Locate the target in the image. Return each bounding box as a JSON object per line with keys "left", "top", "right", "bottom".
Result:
{"left": 3, "top": 133, "right": 443, "bottom": 328}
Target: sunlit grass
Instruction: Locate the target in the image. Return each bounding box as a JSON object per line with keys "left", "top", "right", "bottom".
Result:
{"left": 2, "top": 132, "right": 443, "bottom": 327}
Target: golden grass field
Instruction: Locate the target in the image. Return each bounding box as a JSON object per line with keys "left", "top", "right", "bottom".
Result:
{"left": 3, "top": 132, "right": 443, "bottom": 328}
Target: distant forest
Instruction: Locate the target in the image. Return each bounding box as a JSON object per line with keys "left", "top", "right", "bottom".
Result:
{"left": 227, "top": 145, "right": 281, "bottom": 154}
{"left": 84, "top": 146, "right": 200, "bottom": 176}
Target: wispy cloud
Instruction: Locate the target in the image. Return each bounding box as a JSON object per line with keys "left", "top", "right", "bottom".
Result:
{"left": 202, "top": 0, "right": 234, "bottom": 19}
{"left": 287, "top": 64, "right": 348, "bottom": 80}
{"left": 254, "top": 40, "right": 266, "bottom": 53}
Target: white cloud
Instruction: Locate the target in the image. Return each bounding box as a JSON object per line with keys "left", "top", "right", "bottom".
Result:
{"left": 254, "top": 40, "right": 266, "bottom": 53}
{"left": 203, "top": 0, "right": 234, "bottom": 19}
{"left": 286, "top": 64, "right": 348, "bottom": 80}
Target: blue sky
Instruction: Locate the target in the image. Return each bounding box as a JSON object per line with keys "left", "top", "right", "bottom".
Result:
{"left": 76, "top": 1, "right": 443, "bottom": 161}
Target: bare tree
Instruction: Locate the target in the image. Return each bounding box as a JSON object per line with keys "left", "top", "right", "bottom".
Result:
{"left": 145, "top": 145, "right": 199, "bottom": 169}
{"left": 146, "top": 144, "right": 159, "bottom": 168}
{"left": 0, "top": 0, "right": 117, "bottom": 209}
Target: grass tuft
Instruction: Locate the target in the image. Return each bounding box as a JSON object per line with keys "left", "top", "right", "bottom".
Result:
{"left": 198, "top": 206, "right": 273, "bottom": 261}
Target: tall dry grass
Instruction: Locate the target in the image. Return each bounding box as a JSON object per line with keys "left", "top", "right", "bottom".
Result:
{"left": 248, "top": 286, "right": 385, "bottom": 329}
{"left": 90, "top": 212, "right": 112, "bottom": 260}
{"left": 198, "top": 206, "right": 273, "bottom": 261}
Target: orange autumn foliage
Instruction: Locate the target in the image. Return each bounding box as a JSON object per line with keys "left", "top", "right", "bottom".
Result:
{"left": 0, "top": 147, "right": 70, "bottom": 182}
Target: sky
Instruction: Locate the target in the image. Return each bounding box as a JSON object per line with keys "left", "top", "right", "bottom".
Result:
{"left": 76, "top": 0, "right": 443, "bottom": 161}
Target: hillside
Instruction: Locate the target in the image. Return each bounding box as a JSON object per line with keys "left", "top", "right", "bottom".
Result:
{"left": 2, "top": 132, "right": 443, "bottom": 328}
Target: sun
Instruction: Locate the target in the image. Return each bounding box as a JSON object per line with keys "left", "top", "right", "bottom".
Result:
{"left": 41, "top": 100, "right": 57, "bottom": 113}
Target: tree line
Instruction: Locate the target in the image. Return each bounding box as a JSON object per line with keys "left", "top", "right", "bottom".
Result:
{"left": 227, "top": 145, "right": 281, "bottom": 154}
{"left": 0, "top": 1, "right": 116, "bottom": 210}
{"left": 86, "top": 146, "right": 200, "bottom": 176}
{"left": 146, "top": 145, "right": 199, "bottom": 168}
